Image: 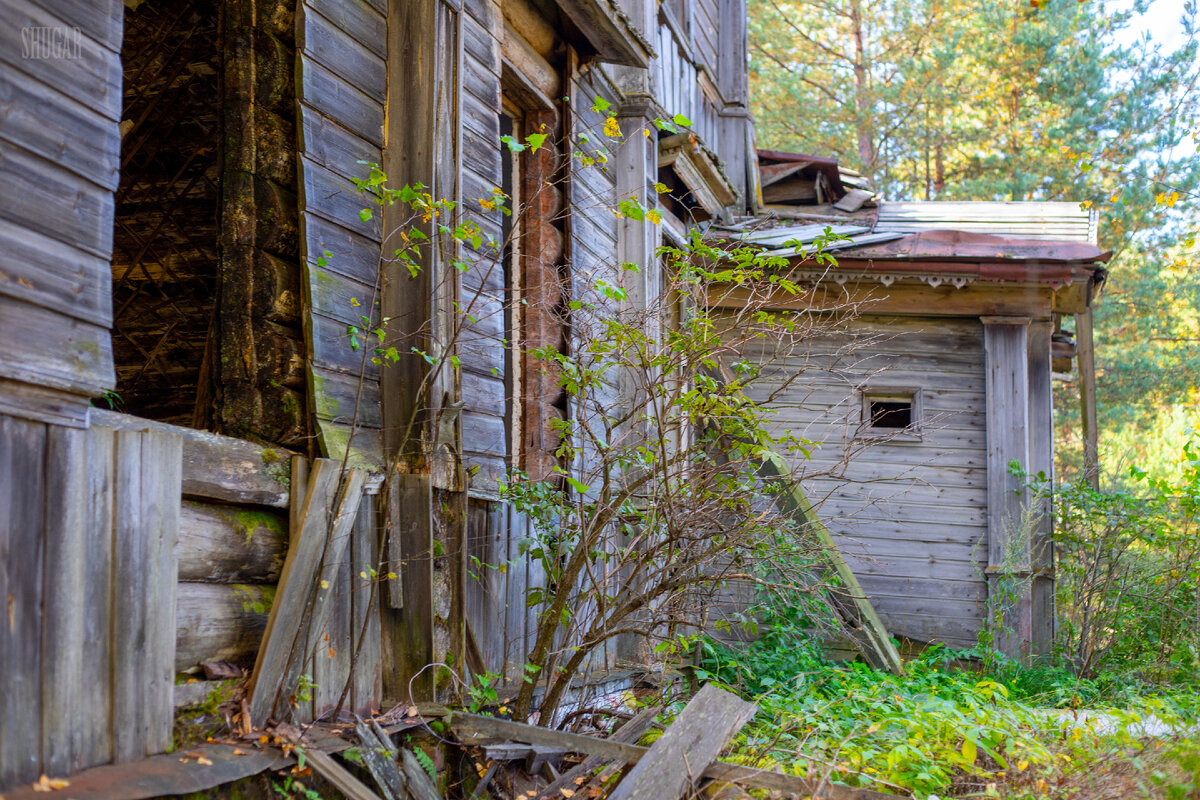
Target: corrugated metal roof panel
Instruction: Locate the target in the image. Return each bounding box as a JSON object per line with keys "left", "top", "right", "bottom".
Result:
{"left": 761, "top": 231, "right": 907, "bottom": 254}
{"left": 737, "top": 223, "right": 870, "bottom": 247}
{"left": 876, "top": 201, "right": 1098, "bottom": 244}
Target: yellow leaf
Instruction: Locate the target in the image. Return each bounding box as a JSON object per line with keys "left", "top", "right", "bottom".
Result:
{"left": 962, "top": 738, "right": 977, "bottom": 764}
{"left": 32, "top": 775, "right": 71, "bottom": 792}
{"left": 603, "top": 116, "right": 622, "bottom": 138}
{"left": 320, "top": 580, "right": 329, "bottom": 589}
{"left": 647, "top": 210, "right": 662, "bottom": 225}
{"left": 561, "top": 790, "right": 575, "bottom": 798}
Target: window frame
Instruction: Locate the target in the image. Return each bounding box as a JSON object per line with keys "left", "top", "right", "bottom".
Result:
{"left": 858, "top": 385, "right": 923, "bottom": 442}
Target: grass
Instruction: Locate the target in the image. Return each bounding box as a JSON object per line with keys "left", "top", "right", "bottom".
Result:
{"left": 679, "top": 632, "right": 1200, "bottom": 799}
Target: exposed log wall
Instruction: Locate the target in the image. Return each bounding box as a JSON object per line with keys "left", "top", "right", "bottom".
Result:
{"left": 215, "top": 0, "right": 309, "bottom": 446}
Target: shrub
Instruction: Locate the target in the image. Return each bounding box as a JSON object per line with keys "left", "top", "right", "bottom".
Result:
{"left": 1026, "top": 437, "right": 1200, "bottom": 680}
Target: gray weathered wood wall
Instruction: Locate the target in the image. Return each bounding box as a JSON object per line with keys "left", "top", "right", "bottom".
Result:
{"left": 743, "top": 315, "right": 991, "bottom": 648}
{"left": 0, "top": 412, "right": 180, "bottom": 787}
{"left": 296, "top": 0, "right": 388, "bottom": 468}
{"left": 0, "top": 0, "right": 121, "bottom": 426}
{"left": 93, "top": 410, "right": 384, "bottom": 723}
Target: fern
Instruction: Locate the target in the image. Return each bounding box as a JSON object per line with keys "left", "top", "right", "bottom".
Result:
{"left": 411, "top": 747, "right": 437, "bottom": 782}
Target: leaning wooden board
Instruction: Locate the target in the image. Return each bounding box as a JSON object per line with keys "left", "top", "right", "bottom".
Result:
{"left": 608, "top": 684, "right": 756, "bottom": 800}
{"left": 453, "top": 705, "right": 895, "bottom": 800}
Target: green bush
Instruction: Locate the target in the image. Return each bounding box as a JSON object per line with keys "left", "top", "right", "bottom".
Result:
{"left": 1026, "top": 436, "right": 1200, "bottom": 680}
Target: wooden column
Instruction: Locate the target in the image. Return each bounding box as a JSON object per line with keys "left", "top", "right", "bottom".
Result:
{"left": 1027, "top": 319, "right": 1055, "bottom": 659}
{"left": 717, "top": 0, "right": 751, "bottom": 210}
{"left": 381, "top": 0, "right": 438, "bottom": 465}
{"left": 1075, "top": 307, "right": 1100, "bottom": 489}
{"left": 379, "top": 0, "right": 465, "bottom": 701}
{"left": 982, "top": 316, "right": 1033, "bottom": 660}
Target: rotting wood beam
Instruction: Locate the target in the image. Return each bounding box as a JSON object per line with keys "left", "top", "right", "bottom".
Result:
{"left": 535, "top": 705, "right": 661, "bottom": 800}
{"left": 246, "top": 459, "right": 342, "bottom": 725}
{"left": 452, "top": 710, "right": 896, "bottom": 800}
{"left": 607, "top": 684, "right": 756, "bottom": 800}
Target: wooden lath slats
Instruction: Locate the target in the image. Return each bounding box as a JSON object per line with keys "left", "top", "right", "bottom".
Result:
{"left": 111, "top": 0, "right": 221, "bottom": 425}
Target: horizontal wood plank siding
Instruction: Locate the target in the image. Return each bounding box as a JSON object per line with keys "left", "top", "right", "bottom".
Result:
{"left": 297, "top": 0, "right": 387, "bottom": 468}
{"left": 747, "top": 315, "right": 989, "bottom": 647}
{"left": 457, "top": 6, "right": 507, "bottom": 494}
{"left": 0, "top": 0, "right": 119, "bottom": 409}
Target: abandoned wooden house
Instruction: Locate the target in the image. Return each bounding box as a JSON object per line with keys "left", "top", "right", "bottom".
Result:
{"left": 0, "top": 0, "right": 1106, "bottom": 792}
{"left": 713, "top": 190, "right": 1108, "bottom": 655}
{"left": 0, "top": 0, "right": 760, "bottom": 788}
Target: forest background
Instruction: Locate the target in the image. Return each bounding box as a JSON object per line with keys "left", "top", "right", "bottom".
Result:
{"left": 748, "top": 0, "right": 1200, "bottom": 485}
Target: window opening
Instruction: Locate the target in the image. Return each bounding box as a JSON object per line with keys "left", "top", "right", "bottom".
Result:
{"left": 861, "top": 388, "right": 921, "bottom": 438}
{"left": 868, "top": 399, "right": 912, "bottom": 429}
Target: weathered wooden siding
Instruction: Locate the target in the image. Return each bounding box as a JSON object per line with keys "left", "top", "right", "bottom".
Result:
{"left": 744, "top": 316, "right": 990, "bottom": 648}
{"left": 460, "top": 0, "right": 508, "bottom": 494}
{"left": 0, "top": 0, "right": 120, "bottom": 421}
{"left": 92, "top": 410, "right": 383, "bottom": 721}
{"left": 297, "top": 0, "right": 388, "bottom": 466}
{"left": 0, "top": 412, "right": 180, "bottom": 788}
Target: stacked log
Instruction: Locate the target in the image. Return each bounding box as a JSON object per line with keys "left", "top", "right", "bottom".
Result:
{"left": 175, "top": 500, "right": 287, "bottom": 672}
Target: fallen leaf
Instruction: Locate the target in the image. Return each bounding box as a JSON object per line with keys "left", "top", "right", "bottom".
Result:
{"left": 560, "top": 790, "right": 575, "bottom": 798}
{"left": 406, "top": 706, "right": 419, "bottom": 717}
{"left": 31, "top": 774, "right": 71, "bottom": 792}
{"left": 574, "top": 777, "right": 585, "bottom": 786}
{"left": 234, "top": 749, "right": 247, "bottom": 755}
{"left": 197, "top": 757, "right": 214, "bottom": 766}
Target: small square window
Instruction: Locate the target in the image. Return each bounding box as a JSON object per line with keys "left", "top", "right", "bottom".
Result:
{"left": 868, "top": 399, "right": 912, "bottom": 429}
{"left": 860, "top": 387, "right": 922, "bottom": 440}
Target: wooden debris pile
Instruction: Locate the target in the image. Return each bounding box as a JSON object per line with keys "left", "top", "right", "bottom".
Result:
{"left": 0, "top": 685, "right": 902, "bottom": 800}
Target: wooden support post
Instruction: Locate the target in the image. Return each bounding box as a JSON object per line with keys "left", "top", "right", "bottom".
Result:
{"left": 1075, "top": 307, "right": 1100, "bottom": 490}
{"left": 983, "top": 317, "right": 1033, "bottom": 661}
{"left": 381, "top": 0, "right": 437, "bottom": 463}
{"left": 385, "top": 471, "right": 436, "bottom": 701}
{"left": 1027, "top": 320, "right": 1055, "bottom": 659}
